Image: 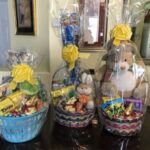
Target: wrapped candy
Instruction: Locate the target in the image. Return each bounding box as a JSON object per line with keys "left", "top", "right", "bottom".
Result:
{"left": 95, "top": 0, "right": 148, "bottom": 136}
{"left": 51, "top": 45, "right": 95, "bottom": 128}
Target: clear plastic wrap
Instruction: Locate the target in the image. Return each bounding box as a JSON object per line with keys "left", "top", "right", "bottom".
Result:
{"left": 7, "top": 48, "right": 37, "bottom": 69}
{"left": 51, "top": 45, "right": 95, "bottom": 128}
{"left": 95, "top": 0, "right": 149, "bottom": 136}
{"left": 61, "top": 11, "right": 80, "bottom": 46}
{"left": 50, "top": 0, "right": 80, "bottom": 46}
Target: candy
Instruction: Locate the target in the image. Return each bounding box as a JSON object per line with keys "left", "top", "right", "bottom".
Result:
{"left": 101, "top": 97, "right": 124, "bottom": 110}
{"left": 102, "top": 95, "right": 121, "bottom": 104}
{"left": 0, "top": 82, "right": 8, "bottom": 98}
{"left": 36, "top": 100, "right": 44, "bottom": 111}
{"left": 101, "top": 97, "right": 124, "bottom": 118}
{"left": 0, "top": 91, "right": 25, "bottom": 113}
{"left": 124, "top": 98, "right": 143, "bottom": 112}
{"left": 125, "top": 103, "right": 134, "bottom": 116}
{"left": 65, "top": 97, "right": 77, "bottom": 112}
{"left": 51, "top": 85, "right": 75, "bottom": 98}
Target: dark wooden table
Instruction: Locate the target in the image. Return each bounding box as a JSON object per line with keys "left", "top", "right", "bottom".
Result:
{"left": 0, "top": 106, "right": 150, "bottom": 150}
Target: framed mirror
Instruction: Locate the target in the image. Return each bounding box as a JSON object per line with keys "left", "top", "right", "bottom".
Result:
{"left": 129, "top": 1, "right": 150, "bottom": 65}
{"left": 140, "top": 2, "right": 150, "bottom": 65}
{"left": 79, "top": 0, "right": 108, "bottom": 51}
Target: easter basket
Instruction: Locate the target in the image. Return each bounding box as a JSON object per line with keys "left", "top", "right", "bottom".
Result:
{"left": 96, "top": 40, "right": 148, "bottom": 136}
{"left": 52, "top": 65, "right": 95, "bottom": 128}
{"left": 96, "top": 42, "right": 148, "bottom": 136}
{"left": 54, "top": 100, "right": 94, "bottom": 128}
{"left": 51, "top": 45, "right": 95, "bottom": 128}
{"left": 100, "top": 108, "right": 144, "bottom": 136}
{"left": 95, "top": 1, "right": 148, "bottom": 136}
{"left": 0, "top": 69, "right": 50, "bottom": 143}
{"left": 0, "top": 107, "right": 48, "bottom": 143}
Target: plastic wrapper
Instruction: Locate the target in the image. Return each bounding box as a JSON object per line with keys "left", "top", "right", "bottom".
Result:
{"left": 51, "top": 45, "right": 95, "bottom": 128}
{"left": 95, "top": 0, "right": 149, "bottom": 136}
{"left": 50, "top": 0, "right": 80, "bottom": 46}
{"left": 0, "top": 51, "right": 50, "bottom": 142}
{"left": 7, "top": 49, "right": 37, "bottom": 69}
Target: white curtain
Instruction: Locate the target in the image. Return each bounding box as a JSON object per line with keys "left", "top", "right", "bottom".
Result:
{"left": 0, "top": 0, "right": 10, "bottom": 66}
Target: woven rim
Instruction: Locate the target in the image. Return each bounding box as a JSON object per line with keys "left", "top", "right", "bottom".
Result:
{"left": 55, "top": 105, "right": 94, "bottom": 117}
{"left": 55, "top": 110, "right": 94, "bottom": 128}
{"left": 103, "top": 117, "right": 142, "bottom": 136}
{"left": 0, "top": 107, "right": 48, "bottom": 120}
{"left": 54, "top": 103, "right": 94, "bottom": 128}
{"left": 55, "top": 119, "right": 91, "bottom": 128}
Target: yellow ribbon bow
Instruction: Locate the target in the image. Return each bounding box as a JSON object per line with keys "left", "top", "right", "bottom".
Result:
{"left": 111, "top": 24, "right": 132, "bottom": 46}
{"left": 8, "top": 64, "right": 37, "bottom": 90}
{"left": 62, "top": 44, "right": 79, "bottom": 70}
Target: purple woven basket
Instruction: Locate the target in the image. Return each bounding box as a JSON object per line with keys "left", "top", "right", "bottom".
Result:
{"left": 54, "top": 105, "right": 94, "bottom": 128}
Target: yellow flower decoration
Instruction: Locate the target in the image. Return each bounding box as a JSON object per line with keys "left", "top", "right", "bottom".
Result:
{"left": 111, "top": 24, "right": 132, "bottom": 46}
{"left": 62, "top": 44, "right": 79, "bottom": 70}
{"left": 8, "top": 64, "right": 37, "bottom": 90}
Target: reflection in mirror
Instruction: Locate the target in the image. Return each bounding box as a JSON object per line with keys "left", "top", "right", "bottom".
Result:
{"left": 125, "top": 0, "right": 150, "bottom": 65}
{"left": 140, "top": 3, "right": 150, "bottom": 59}
{"left": 79, "top": 0, "right": 107, "bottom": 50}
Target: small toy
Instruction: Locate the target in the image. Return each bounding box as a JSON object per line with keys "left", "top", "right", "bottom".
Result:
{"left": 99, "top": 43, "right": 148, "bottom": 99}
{"left": 76, "top": 73, "right": 94, "bottom": 113}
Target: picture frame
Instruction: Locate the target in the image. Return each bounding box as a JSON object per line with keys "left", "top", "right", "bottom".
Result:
{"left": 14, "top": 0, "right": 36, "bottom": 35}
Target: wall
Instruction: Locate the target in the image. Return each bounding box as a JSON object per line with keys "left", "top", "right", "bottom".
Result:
{"left": 7, "top": 0, "right": 49, "bottom": 72}
{"left": 0, "top": 0, "right": 10, "bottom": 67}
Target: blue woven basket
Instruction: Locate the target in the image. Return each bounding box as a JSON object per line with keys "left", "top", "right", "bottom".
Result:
{"left": 0, "top": 107, "right": 48, "bottom": 143}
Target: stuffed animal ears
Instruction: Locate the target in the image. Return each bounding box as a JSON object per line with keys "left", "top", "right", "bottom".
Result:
{"left": 81, "top": 73, "right": 93, "bottom": 84}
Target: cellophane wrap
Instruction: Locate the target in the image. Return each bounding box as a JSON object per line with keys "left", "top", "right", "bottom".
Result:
{"left": 51, "top": 59, "right": 95, "bottom": 128}
{"left": 7, "top": 49, "right": 38, "bottom": 69}
{"left": 95, "top": 0, "right": 149, "bottom": 136}
{"left": 50, "top": 0, "right": 80, "bottom": 46}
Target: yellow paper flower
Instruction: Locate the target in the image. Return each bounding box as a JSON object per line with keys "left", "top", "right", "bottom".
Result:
{"left": 111, "top": 24, "right": 132, "bottom": 46}
{"left": 62, "top": 44, "right": 79, "bottom": 70}
{"left": 9, "top": 64, "right": 37, "bottom": 90}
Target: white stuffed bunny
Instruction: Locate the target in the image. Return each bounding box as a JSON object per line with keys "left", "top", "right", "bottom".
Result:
{"left": 76, "top": 73, "right": 94, "bottom": 113}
